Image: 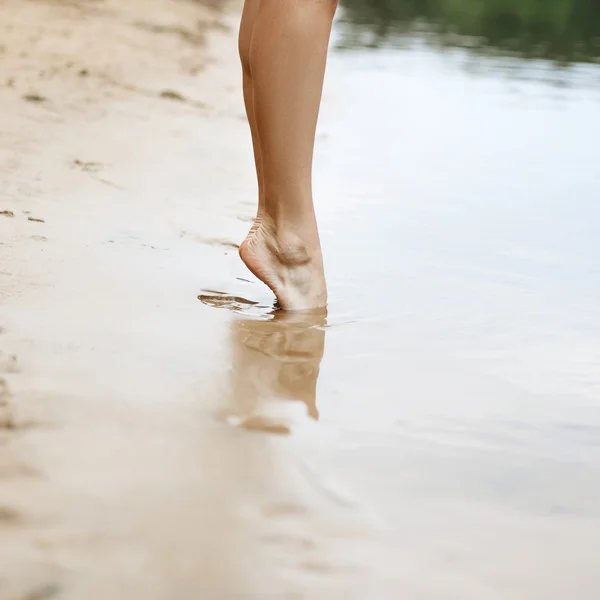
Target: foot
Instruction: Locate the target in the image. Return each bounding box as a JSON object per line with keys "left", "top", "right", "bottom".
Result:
{"left": 242, "top": 210, "right": 263, "bottom": 246}
{"left": 239, "top": 220, "right": 327, "bottom": 311}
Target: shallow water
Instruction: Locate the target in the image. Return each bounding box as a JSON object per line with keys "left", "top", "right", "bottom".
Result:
{"left": 210, "top": 8, "right": 600, "bottom": 598}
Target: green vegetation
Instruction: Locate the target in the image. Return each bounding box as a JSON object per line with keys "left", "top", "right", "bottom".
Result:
{"left": 339, "top": 0, "right": 600, "bottom": 63}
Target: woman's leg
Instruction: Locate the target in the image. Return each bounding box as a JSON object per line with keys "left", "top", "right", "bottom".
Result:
{"left": 239, "top": 0, "right": 337, "bottom": 310}
{"left": 238, "top": 0, "right": 264, "bottom": 239}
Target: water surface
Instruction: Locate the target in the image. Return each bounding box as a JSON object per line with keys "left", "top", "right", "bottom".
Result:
{"left": 220, "top": 4, "right": 600, "bottom": 596}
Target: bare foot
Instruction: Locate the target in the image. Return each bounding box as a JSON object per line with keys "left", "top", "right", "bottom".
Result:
{"left": 241, "top": 210, "right": 263, "bottom": 247}
{"left": 239, "top": 220, "right": 327, "bottom": 311}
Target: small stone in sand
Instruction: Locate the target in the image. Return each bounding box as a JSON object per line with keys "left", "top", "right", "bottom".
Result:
{"left": 160, "top": 89, "right": 186, "bottom": 102}
{"left": 0, "top": 210, "right": 15, "bottom": 217}
{"left": 73, "top": 159, "right": 103, "bottom": 172}
{"left": 22, "top": 93, "right": 47, "bottom": 103}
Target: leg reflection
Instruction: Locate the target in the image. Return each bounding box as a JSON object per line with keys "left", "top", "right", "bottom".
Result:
{"left": 226, "top": 310, "right": 326, "bottom": 433}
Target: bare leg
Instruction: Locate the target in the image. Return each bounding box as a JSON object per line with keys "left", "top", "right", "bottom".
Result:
{"left": 238, "top": 0, "right": 263, "bottom": 240}
{"left": 239, "top": 0, "right": 337, "bottom": 310}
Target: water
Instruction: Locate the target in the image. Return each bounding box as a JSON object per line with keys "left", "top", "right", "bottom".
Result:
{"left": 221, "top": 4, "right": 600, "bottom": 596}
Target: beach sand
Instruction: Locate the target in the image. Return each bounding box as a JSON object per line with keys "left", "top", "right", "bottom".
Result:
{"left": 0, "top": 1, "right": 311, "bottom": 597}
{"left": 1, "top": 2, "right": 393, "bottom": 598}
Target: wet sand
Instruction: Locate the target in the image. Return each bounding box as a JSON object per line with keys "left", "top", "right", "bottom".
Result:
{"left": 0, "top": 1, "right": 312, "bottom": 597}
{"left": 1, "top": 1, "right": 382, "bottom": 598}
{"left": 2, "top": 0, "right": 600, "bottom": 598}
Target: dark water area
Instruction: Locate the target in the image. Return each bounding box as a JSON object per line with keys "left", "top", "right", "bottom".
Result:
{"left": 339, "top": 0, "right": 600, "bottom": 65}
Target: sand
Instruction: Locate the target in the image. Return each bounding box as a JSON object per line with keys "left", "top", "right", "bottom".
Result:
{"left": 0, "top": 1, "right": 317, "bottom": 597}
{"left": 0, "top": 1, "right": 391, "bottom": 598}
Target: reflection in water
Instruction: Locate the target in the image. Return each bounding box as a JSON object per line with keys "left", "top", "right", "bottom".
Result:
{"left": 224, "top": 311, "right": 326, "bottom": 434}
{"left": 338, "top": 0, "right": 600, "bottom": 63}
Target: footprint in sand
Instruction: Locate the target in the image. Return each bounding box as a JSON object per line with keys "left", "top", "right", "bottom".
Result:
{"left": 0, "top": 377, "right": 16, "bottom": 430}
{"left": 0, "top": 505, "right": 21, "bottom": 524}
{"left": 0, "top": 377, "right": 11, "bottom": 403}
{"left": 0, "top": 352, "right": 19, "bottom": 374}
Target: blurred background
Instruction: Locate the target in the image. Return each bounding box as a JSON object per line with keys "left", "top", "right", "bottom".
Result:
{"left": 338, "top": 0, "right": 600, "bottom": 63}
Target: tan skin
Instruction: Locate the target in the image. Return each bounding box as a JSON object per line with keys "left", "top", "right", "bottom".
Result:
{"left": 238, "top": 0, "right": 338, "bottom": 310}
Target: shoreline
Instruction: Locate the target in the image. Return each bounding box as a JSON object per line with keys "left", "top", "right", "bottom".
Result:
{"left": 0, "top": 1, "right": 279, "bottom": 596}
{"left": 1, "top": 3, "right": 381, "bottom": 598}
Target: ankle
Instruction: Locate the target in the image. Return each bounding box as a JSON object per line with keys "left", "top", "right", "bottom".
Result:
{"left": 258, "top": 219, "right": 321, "bottom": 265}
{"left": 272, "top": 233, "right": 314, "bottom": 268}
